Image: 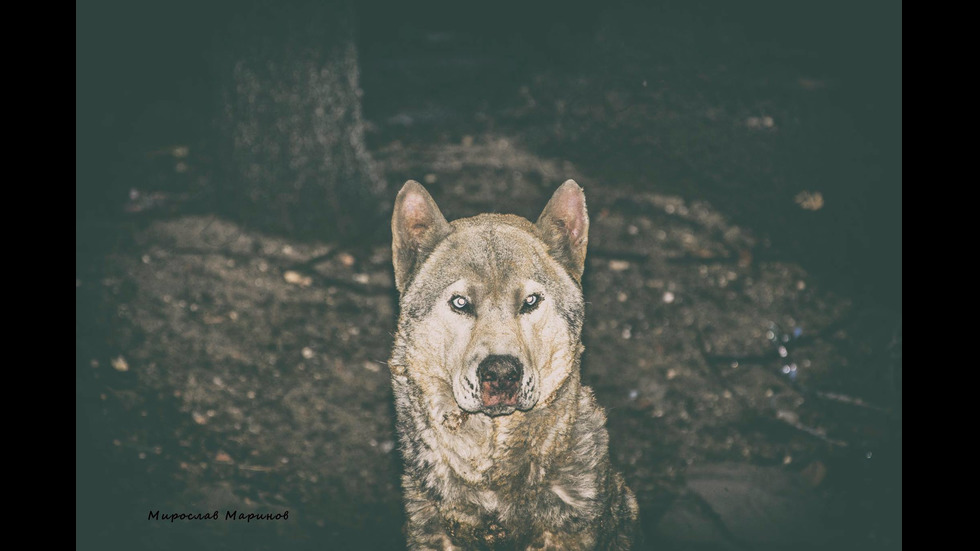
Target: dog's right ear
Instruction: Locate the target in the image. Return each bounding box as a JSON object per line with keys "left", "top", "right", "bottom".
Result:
{"left": 392, "top": 180, "right": 451, "bottom": 293}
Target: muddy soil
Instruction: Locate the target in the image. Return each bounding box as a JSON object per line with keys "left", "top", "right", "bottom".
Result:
{"left": 77, "top": 3, "right": 901, "bottom": 550}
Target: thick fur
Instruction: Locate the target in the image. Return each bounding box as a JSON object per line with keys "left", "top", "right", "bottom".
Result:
{"left": 389, "top": 180, "right": 638, "bottom": 550}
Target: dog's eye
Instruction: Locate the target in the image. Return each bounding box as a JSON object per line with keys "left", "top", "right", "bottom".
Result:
{"left": 449, "top": 295, "right": 472, "bottom": 313}
{"left": 520, "top": 293, "right": 542, "bottom": 314}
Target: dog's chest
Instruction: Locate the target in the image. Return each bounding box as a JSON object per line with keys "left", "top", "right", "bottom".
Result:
{"left": 439, "top": 413, "right": 565, "bottom": 497}
{"left": 433, "top": 413, "right": 534, "bottom": 481}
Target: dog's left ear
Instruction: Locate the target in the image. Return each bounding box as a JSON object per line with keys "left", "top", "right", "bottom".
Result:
{"left": 392, "top": 180, "right": 452, "bottom": 293}
{"left": 536, "top": 180, "right": 589, "bottom": 282}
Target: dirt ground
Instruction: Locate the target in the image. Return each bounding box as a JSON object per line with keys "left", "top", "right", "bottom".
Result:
{"left": 76, "top": 3, "right": 901, "bottom": 550}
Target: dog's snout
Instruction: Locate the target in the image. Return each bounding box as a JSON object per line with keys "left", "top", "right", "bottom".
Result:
{"left": 477, "top": 355, "right": 523, "bottom": 409}
{"left": 478, "top": 355, "right": 523, "bottom": 384}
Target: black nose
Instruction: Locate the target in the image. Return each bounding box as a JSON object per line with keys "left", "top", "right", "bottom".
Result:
{"left": 478, "top": 355, "right": 523, "bottom": 384}
{"left": 477, "top": 355, "right": 523, "bottom": 407}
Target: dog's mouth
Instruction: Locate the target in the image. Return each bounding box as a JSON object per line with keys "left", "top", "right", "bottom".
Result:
{"left": 480, "top": 403, "right": 519, "bottom": 417}
{"left": 481, "top": 378, "right": 520, "bottom": 405}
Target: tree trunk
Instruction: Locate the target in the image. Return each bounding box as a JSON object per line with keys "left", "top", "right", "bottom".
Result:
{"left": 216, "top": 0, "right": 385, "bottom": 240}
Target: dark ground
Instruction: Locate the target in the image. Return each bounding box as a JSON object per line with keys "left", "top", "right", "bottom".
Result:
{"left": 76, "top": 1, "right": 901, "bottom": 549}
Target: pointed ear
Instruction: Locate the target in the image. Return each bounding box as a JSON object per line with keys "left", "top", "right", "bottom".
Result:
{"left": 392, "top": 180, "right": 451, "bottom": 293}
{"left": 535, "top": 180, "right": 589, "bottom": 282}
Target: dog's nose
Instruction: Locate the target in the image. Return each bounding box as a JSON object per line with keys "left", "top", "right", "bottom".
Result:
{"left": 478, "top": 355, "right": 523, "bottom": 384}
{"left": 477, "top": 355, "right": 523, "bottom": 407}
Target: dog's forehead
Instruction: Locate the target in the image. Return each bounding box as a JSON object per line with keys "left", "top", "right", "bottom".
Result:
{"left": 403, "top": 215, "right": 562, "bottom": 304}
{"left": 445, "top": 216, "right": 559, "bottom": 285}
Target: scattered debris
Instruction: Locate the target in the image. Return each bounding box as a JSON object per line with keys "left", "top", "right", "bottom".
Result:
{"left": 338, "top": 252, "right": 356, "bottom": 267}
{"left": 746, "top": 115, "right": 775, "bottom": 129}
{"left": 794, "top": 191, "right": 824, "bottom": 211}
{"left": 214, "top": 451, "right": 234, "bottom": 464}
{"left": 284, "top": 270, "right": 313, "bottom": 286}
{"left": 608, "top": 260, "right": 631, "bottom": 271}
{"left": 111, "top": 356, "right": 129, "bottom": 372}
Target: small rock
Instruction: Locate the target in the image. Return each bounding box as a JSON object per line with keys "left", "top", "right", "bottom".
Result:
{"left": 284, "top": 270, "right": 313, "bottom": 286}
{"left": 111, "top": 356, "right": 129, "bottom": 372}
{"left": 746, "top": 115, "right": 775, "bottom": 129}
{"left": 663, "top": 291, "right": 676, "bottom": 304}
{"left": 776, "top": 409, "right": 799, "bottom": 424}
{"left": 301, "top": 347, "right": 315, "bottom": 359}
{"left": 794, "top": 191, "right": 824, "bottom": 211}
{"left": 609, "top": 260, "right": 630, "bottom": 272}
{"left": 338, "top": 252, "right": 356, "bottom": 267}
{"left": 215, "top": 451, "right": 233, "bottom": 464}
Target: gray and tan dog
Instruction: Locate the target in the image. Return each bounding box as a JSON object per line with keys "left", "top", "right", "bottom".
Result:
{"left": 389, "top": 180, "right": 638, "bottom": 550}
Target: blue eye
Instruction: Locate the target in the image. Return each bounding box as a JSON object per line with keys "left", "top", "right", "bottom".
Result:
{"left": 521, "top": 293, "right": 542, "bottom": 314}
{"left": 450, "top": 295, "right": 471, "bottom": 312}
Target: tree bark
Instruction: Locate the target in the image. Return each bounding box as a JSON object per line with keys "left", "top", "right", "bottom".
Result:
{"left": 216, "top": 0, "right": 385, "bottom": 240}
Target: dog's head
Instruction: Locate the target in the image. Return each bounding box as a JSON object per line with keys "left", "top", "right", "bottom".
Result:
{"left": 390, "top": 180, "right": 589, "bottom": 417}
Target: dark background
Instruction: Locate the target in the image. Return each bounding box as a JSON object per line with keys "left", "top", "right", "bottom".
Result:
{"left": 77, "top": 1, "right": 901, "bottom": 549}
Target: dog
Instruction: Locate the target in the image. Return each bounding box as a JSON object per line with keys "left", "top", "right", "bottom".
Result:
{"left": 388, "top": 179, "right": 638, "bottom": 550}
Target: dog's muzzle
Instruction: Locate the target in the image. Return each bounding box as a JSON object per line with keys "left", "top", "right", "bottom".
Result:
{"left": 477, "top": 355, "right": 523, "bottom": 414}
